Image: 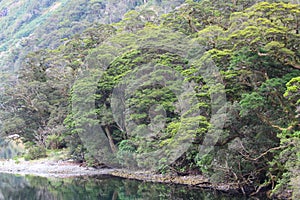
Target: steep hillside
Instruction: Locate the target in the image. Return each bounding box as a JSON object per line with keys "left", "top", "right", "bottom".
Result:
{"left": 0, "top": 0, "right": 184, "bottom": 72}
{"left": 0, "top": 0, "right": 65, "bottom": 70}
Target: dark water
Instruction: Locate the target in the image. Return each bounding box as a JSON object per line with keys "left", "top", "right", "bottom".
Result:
{"left": 0, "top": 173, "right": 261, "bottom": 200}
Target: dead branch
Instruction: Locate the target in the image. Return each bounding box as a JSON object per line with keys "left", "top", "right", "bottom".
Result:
{"left": 240, "top": 143, "right": 292, "bottom": 162}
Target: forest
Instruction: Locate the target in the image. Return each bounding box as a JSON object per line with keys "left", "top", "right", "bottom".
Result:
{"left": 0, "top": 0, "right": 299, "bottom": 199}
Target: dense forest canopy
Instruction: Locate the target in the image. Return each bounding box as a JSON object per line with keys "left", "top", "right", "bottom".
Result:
{"left": 0, "top": 0, "right": 299, "bottom": 199}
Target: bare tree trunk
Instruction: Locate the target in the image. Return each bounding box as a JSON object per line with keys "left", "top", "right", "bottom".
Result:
{"left": 105, "top": 126, "right": 117, "bottom": 153}
{"left": 112, "top": 191, "right": 118, "bottom": 200}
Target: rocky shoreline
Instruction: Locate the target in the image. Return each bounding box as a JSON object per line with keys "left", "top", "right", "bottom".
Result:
{"left": 0, "top": 158, "right": 242, "bottom": 194}
{"left": 109, "top": 169, "right": 242, "bottom": 194}
{"left": 0, "top": 159, "right": 115, "bottom": 178}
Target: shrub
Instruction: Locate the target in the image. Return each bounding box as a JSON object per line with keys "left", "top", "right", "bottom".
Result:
{"left": 24, "top": 146, "right": 47, "bottom": 160}
{"left": 46, "top": 134, "right": 64, "bottom": 149}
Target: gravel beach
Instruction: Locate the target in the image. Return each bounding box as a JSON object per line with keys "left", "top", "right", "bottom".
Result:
{"left": 0, "top": 159, "right": 115, "bottom": 178}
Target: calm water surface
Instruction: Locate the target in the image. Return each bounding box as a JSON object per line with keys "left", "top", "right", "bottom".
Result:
{"left": 0, "top": 173, "right": 263, "bottom": 200}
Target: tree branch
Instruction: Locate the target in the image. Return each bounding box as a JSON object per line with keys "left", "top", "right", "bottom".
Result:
{"left": 240, "top": 143, "right": 292, "bottom": 162}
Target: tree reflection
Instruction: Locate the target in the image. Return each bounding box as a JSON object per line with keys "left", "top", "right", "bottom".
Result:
{"left": 0, "top": 173, "right": 250, "bottom": 200}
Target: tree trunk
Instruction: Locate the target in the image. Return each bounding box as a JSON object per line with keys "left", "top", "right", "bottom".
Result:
{"left": 104, "top": 126, "right": 117, "bottom": 153}
{"left": 112, "top": 191, "right": 118, "bottom": 200}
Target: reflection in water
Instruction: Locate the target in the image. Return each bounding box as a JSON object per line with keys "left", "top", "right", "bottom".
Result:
{"left": 0, "top": 173, "right": 255, "bottom": 200}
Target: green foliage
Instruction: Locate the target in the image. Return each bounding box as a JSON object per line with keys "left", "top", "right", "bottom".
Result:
{"left": 285, "top": 76, "right": 300, "bottom": 105}
{"left": 0, "top": 0, "right": 299, "bottom": 198}
{"left": 240, "top": 92, "right": 265, "bottom": 116}
{"left": 24, "top": 146, "right": 47, "bottom": 160}
{"left": 269, "top": 135, "right": 300, "bottom": 198}
{"left": 46, "top": 134, "right": 64, "bottom": 149}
